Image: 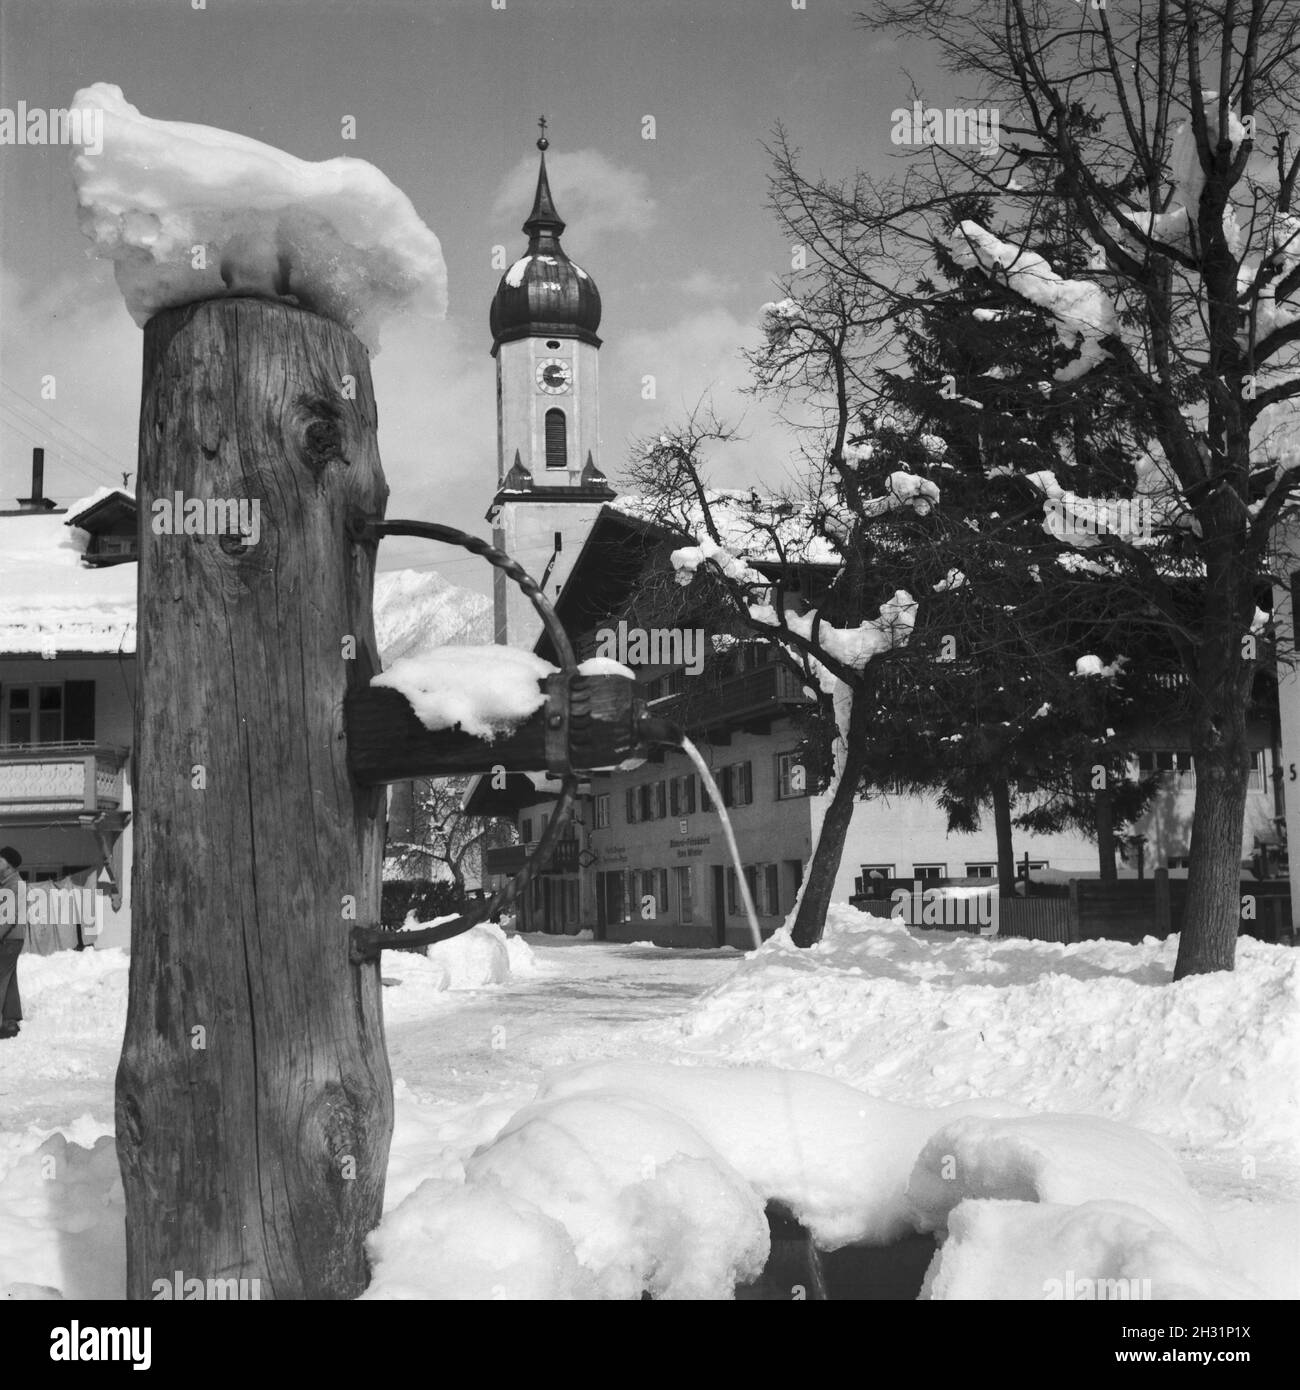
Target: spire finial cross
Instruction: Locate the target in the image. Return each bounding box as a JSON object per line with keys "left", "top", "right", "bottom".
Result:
{"left": 537, "top": 115, "right": 549, "bottom": 151}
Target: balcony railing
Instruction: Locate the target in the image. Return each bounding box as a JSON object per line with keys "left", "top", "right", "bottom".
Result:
{"left": 0, "top": 743, "right": 128, "bottom": 821}
{"left": 654, "top": 663, "right": 814, "bottom": 731}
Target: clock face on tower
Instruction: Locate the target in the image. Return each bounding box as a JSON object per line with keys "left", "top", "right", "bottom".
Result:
{"left": 536, "top": 357, "right": 572, "bottom": 394}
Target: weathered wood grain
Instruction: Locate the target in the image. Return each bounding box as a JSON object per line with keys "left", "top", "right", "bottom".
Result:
{"left": 117, "top": 299, "right": 393, "bottom": 1299}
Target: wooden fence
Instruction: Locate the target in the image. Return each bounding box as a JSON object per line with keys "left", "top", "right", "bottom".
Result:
{"left": 850, "top": 873, "right": 1293, "bottom": 945}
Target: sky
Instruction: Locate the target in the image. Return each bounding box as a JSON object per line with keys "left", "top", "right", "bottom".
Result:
{"left": 0, "top": 0, "right": 945, "bottom": 592}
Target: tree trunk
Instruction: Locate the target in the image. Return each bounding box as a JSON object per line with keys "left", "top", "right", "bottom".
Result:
{"left": 1174, "top": 518, "right": 1251, "bottom": 980}
{"left": 791, "top": 692, "right": 869, "bottom": 948}
{"left": 1176, "top": 740, "right": 1249, "bottom": 980}
{"left": 991, "top": 775, "right": 1016, "bottom": 898}
{"left": 1095, "top": 788, "right": 1117, "bottom": 883}
{"left": 117, "top": 299, "right": 393, "bottom": 1299}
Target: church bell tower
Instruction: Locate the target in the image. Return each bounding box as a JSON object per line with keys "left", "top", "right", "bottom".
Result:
{"left": 487, "top": 120, "right": 614, "bottom": 649}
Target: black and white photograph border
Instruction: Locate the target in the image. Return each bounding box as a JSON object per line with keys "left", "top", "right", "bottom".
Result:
{"left": 0, "top": 0, "right": 1296, "bottom": 1338}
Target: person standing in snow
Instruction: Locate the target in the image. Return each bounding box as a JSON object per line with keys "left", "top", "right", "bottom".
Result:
{"left": 0, "top": 846, "right": 26, "bottom": 1039}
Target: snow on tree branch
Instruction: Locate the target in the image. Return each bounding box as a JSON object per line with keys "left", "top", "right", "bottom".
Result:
{"left": 950, "top": 221, "right": 1118, "bottom": 382}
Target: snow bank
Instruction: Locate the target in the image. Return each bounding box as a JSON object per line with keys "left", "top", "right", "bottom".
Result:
{"left": 655, "top": 905, "right": 1300, "bottom": 1153}
{"left": 0, "top": 1130, "right": 124, "bottom": 1300}
{"left": 365, "top": 1055, "right": 1269, "bottom": 1300}
{"left": 907, "top": 1113, "right": 1217, "bottom": 1256}
{"left": 924, "top": 1198, "right": 1259, "bottom": 1300}
{"left": 365, "top": 1059, "right": 1029, "bottom": 1299}
{"left": 373, "top": 646, "right": 553, "bottom": 739}
{"left": 71, "top": 83, "right": 446, "bottom": 351}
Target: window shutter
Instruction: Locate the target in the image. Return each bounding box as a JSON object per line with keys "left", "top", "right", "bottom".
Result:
{"left": 64, "top": 681, "right": 96, "bottom": 743}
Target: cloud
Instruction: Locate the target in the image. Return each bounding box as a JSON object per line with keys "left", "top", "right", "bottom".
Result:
{"left": 605, "top": 306, "right": 799, "bottom": 492}
{"left": 491, "top": 150, "right": 654, "bottom": 253}
{"left": 0, "top": 262, "right": 140, "bottom": 501}
{"left": 0, "top": 261, "right": 497, "bottom": 592}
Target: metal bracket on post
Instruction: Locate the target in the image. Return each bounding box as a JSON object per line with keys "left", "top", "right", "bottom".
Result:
{"left": 544, "top": 673, "right": 573, "bottom": 779}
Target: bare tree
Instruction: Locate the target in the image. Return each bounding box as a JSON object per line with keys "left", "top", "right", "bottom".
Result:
{"left": 386, "top": 776, "right": 514, "bottom": 892}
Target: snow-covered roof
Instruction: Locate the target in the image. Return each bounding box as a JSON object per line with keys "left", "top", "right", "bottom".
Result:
{"left": 609, "top": 489, "right": 842, "bottom": 568}
{"left": 0, "top": 517, "right": 490, "bottom": 661}
{"left": 0, "top": 511, "right": 136, "bottom": 656}
{"left": 65, "top": 486, "right": 136, "bottom": 527}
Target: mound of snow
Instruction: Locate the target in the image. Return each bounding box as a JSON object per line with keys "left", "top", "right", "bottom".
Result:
{"left": 71, "top": 83, "right": 446, "bottom": 350}
{"left": 657, "top": 905, "right": 1300, "bottom": 1152}
{"left": 365, "top": 1059, "right": 1028, "bottom": 1299}
{"left": 0, "top": 1132, "right": 124, "bottom": 1300}
{"left": 907, "top": 1113, "right": 1217, "bottom": 1257}
{"left": 382, "top": 921, "right": 539, "bottom": 1002}
{"left": 924, "top": 1199, "right": 1260, "bottom": 1301}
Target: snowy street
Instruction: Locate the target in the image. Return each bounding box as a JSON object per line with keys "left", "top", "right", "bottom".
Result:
{"left": 2, "top": 914, "right": 1296, "bottom": 1300}
{"left": 385, "top": 936, "right": 739, "bottom": 1107}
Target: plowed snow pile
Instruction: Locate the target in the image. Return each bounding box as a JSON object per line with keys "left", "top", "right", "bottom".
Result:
{"left": 654, "top": 904, "right": 1300, "bottom": 1153}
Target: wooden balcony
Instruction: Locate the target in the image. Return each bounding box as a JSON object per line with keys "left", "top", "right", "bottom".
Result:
{"left": 0, "top": 744, "right": 129, "bottom": 825}
{"left": 654, "top": 663, "right": 814, "bottom": 735}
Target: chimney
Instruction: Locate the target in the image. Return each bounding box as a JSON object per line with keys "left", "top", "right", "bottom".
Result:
{"left": 18, "top": 447, "right": 56, "bottom": 511}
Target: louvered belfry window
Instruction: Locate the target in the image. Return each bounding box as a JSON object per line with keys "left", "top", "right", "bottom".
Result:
{"left": 545, "top": 409, "right": 567, "bottom": 469}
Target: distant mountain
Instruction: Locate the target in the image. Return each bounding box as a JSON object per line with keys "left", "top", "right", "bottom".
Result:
{"left": 373, "top": 568, "right": 492, "bottom": 666}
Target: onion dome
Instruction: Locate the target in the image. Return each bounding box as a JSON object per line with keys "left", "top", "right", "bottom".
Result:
{"left": 490, "top": 128, "right": 602, "bottom": 353}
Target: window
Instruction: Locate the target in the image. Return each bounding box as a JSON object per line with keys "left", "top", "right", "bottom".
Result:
{"left": 675, "top": 866, "right": 694, "bottom": 925}
{"left": 965, "top": 864, "right": 996, "bottom": 878}
{"left": 1016, "top": 860, "right": 1049, "bottom": 879}
{"left": 636, "top": 868, "right": 668, "bottom": 917}
{"left": 1138, "top": 749, "right": 1195, "bottom": 790}
{"left": 670, "top": 775, "right": 697, "bottom": 818}
{"left": 763, "top": 863, "right": 780, "bottom": 916}
{"left": 2, "top": 683, "right": 74, "bottom": 746}
{"left": 913, "top": 864, "right": 946, "bottom": 880}
{"left": 726, "top": 866, "right": 761, "bottom": 916}
{"left": 626, "top": 788, "right": 639, "bottom": 825}
{"left": 720, "top": 762, "right": 753, "bottom": 808}
{"left": 860, "top": 864, "right": 896, "bottom": 881}
{"left": 638, "top": 784, "right": 653, "bottom": 821}
{"left": 545, "top": 408, "right": 567, "bottom": 469}
{"left": 654, "top": 781, "right": 667, "bottom": 820}
{"left": 521, "top": 817, "right": 532, "bottom": 844}
{"left": 1248, "top": 750, "right": 1265, "bottom": 792}
{"left": 1166, "top": 856, "right": 1191, "bottom": 870}
{"left": 594, "top": 794, "right": 610, "bottom": 829}
{"left": 776, "top": 752, "right": 808, "bottom": 799}
{"left": 598, "top": 870, "right": 631, "bottom": 925}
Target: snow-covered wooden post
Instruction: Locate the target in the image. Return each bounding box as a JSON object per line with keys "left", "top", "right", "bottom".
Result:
{"left": 117, "top": 297, "right": 393, "bottom": 1300}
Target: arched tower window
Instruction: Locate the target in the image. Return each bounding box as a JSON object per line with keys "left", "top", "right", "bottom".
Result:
{"left": 544, "top": 409, "right": 567, "bottom": 469}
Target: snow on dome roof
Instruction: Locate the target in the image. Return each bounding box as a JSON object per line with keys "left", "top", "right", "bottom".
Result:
{"left": 70, "top": 83, "right": 448, "bottom": 352}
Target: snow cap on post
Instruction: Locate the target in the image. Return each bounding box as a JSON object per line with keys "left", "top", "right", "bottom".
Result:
{"left": 69, "top": 83, "right": 447, "bottom": 352}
